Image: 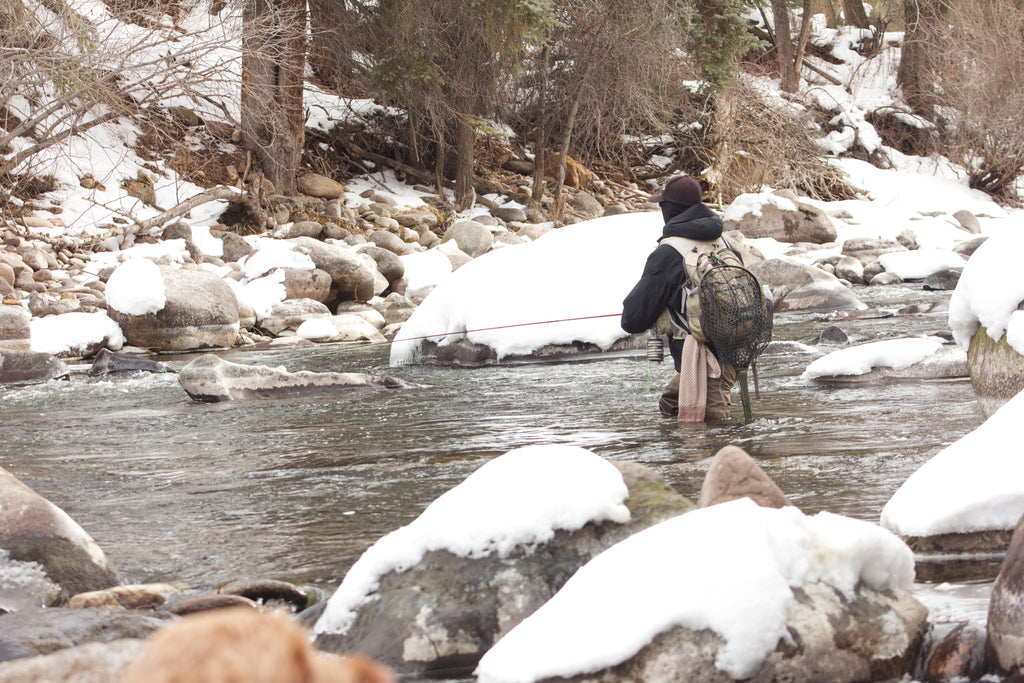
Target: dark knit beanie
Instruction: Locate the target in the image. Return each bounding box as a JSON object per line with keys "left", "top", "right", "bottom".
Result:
{"left": 649, "top": 174, "right": 703, "bottom": 207}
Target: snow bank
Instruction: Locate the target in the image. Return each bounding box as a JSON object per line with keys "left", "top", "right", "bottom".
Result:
{"left": 877, "top": 249, "right": 965, "bottom": 280}
{"left": 314, "top": 445, "right": 631, "bottom": 637}
{"left": 802, "top": 337, "right": 943, "bottom": 380}
{"left": 881, "top": 389, "right": 1024, "bottom": 537}
{"left": 476, "top": 498, "right": 914, "bottom": 683}
{"left": 30, "top": 311, "right": 125, "bottom": 355}
{"left": 389, "top": 212, "right": 664, "bottom": 365}
{"left": 948, "top": 229, "right": 1024, "bottom": 354}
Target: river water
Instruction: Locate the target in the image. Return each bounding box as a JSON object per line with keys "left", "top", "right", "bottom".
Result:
{"left": 0, "top": 283, "right": 995, "bottom": 643}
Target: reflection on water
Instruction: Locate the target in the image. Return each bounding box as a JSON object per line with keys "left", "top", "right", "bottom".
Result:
{"left": 0, "top": 285, "right": 992, "bottom": 611}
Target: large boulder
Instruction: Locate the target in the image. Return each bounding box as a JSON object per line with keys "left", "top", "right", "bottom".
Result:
{"left": 314, "top": 452, "right": 693, "bottom": 678}
{"left": 749, "top": 259, "right": 864, "bottom": 313}
{"left": 106, "top": 265, "right": 239, "bottom": 352}
{"left": 987, "top": 514, "right": 1024, "bottom": 679}
{"left": 290, "top": 237, "right": 376, "bottom": 304}
{"left": 0, "top": 468, "right": 121, "bottom": 603}
{"left": 281, "top": 268, "right": 332, "bottom": 303}
{"left": 476, "top": 499, "right": 925, "bottom": 683}
{"left": 177, "top": 354, "right": 418, "bottom": 402}
{"left": 724, "top": 193, "right": 837, "bottom": 244}
{"left": 0, "top": 349, "right": 68, "bottom": 386}
{"left": 966, "top": 326, "right": 1024, "bottom": 418}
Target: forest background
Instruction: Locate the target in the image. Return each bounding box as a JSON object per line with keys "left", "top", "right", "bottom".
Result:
{"left": 2, "top": 0, "right": 1023, "bottom": 233}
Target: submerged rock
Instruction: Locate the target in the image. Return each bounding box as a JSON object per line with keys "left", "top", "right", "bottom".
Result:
{"left": 177, "top": 353, "right": 419, "bottom": 402}
{"left": 0, "top": 348, "right": 68, "bottom": 386}
{"left": 88, "top": 348, "right": 169, "bottom": 376}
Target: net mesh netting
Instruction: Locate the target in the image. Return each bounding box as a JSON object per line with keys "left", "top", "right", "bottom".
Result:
{"left": 698, "top": 266, "right": 773, "bottom": 369}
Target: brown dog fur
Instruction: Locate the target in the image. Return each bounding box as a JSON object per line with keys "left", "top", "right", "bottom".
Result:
{"left": 121, "top": 607, "right": 395, "bottom": 683}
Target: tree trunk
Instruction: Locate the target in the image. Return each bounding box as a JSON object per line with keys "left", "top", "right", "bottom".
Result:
{"left": 898, "top": 0, "right": 947, "bottom": 116}
{"left": 531, "top": 45, "right": 550, "bottom": 207}
{"left": 793, "top": 0, "right": 814, "bottom": 78}
{"left": 771, "top": 0, "right": 798, "bottom": 93}
{"left": 841, "top": 0, "right": 871, "bottom": 28}
{"left": 240, "top": 0, "right": 306, "bottom": 196}
{"left": 454, "top": 113, "right": 476, "bottom": 211}
{"left": 551, "top": 89, "right": 582, "bottom": 220}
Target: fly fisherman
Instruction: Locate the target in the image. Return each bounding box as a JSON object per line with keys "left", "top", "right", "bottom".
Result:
{"left": 620, "top": 174, "right": 740, "bottom": 422}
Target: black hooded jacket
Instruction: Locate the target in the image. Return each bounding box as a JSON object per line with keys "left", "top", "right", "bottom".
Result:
{"left": 620, "top": 203, "right": 726, "bottom": 370}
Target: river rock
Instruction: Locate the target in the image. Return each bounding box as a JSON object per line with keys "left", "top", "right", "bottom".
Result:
{"left": 0, "top": 608, "right": 166, "bottom": 663}
{"left": 953, "top": 236, "right": 987, "bottom": 259}
{"left": 259, "top": 298, "right": 332, "bottom": 335}
{"left": 68, "top": 583, "right": 183, "bottom": 610}
{"left": 916, "top": 621, "right": 986, "bottom": 683}
{"left": 298, "top": 314, "right": 387, "bottom": 343}
{"left": 749, "top": 259, "right": 864, "bottom": 313}
{"left": 177, "top": 353, "right": 418, "bottom": 402}
{"left": 360, "top": 245, "right": 405, "bottom": 285}
{"left": 219, "top": 231, "right": 254, "bottom": 263}
{"left": 533, "top": 580, "right": 926, "bottom": 683}
{"left": 280, "top": 267, "right": 331, "bottom": 302}
{"left": 923, "top": 268, "right": 963, "bottom": 291}
{"left": 375, "top": 293, "right": 416, "bottom": 326}
{"left": 369, "top": 229, "right": 416, "bottom": 257}
{"left": 697, "top": 445, "right": 794, "bottom": 509}
{"left": 987, "top": 514, "right": 1024, "bottom": 678}
{"left": 842, "top": 237, "right": 908, "bottom": 265}
{"left": 106, "top": 266, "right": 240, "bottom": 352}
{"left": 0, "top": 638, "right": 144, "bottom": 682}
{"left": 290, "top": 236, "right": 376, "bottom": 304}
{"left": 834, "top": 255, "right": 865, "bottom": 284}
{"left": 0, "top": 467, "right": 120, "bottom": 602}
{"left": 88, "top": 348, "right": 169, "bottom": 376}
{"left": 297, "top": 173, "right": 345, "bottom": 199}
{"left": 807, "top": 343, "right": 968, "bottom": 383}
{"left": 444, "top": 219, "right": 493, "bottom": 257}
{"left": 0, "top": 304, "right": 30, "bottom": 346}
{"left": 123, "top": 607, "right": 394, "bottom": 683}
{"left": 952, "top": 210, "right": 982, "bottom": 234}
{"left": 966, "top": 326, "right": 1024, "bottom": 418}
{"left": 314, "top": 461, "right": 693, "bottom": 677}
{"left": 724, "top": 194, "right": 837, "bottom": 244}
{"left": 0, "top": 348, "right": 69, "bottom": 385}
{"left": 276, "top": 220, "right": 323, "bottom": 240}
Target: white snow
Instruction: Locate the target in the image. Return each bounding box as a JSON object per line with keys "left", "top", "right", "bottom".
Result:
{"left": 104, "top": 258, "right": 166, "bottom": 316}
{"left": 881, "top": 389, "right": 1024, "bottom": 537}
{"left": 313, "top": 445, "right": 631, "bottom": 637}
{"left": 476, "top": 498, "right": 914, "bottom": 683}
{"left": 30, "top": 311, "right": 125, "bottom": 355}
{"left": 801, "top": 337, "right": 944, "bottom": 380}
{"left": 876, "top": 249, "right": 966, "bottom": 280}
{"left": 722, "top": 193, "right": 797, "bottom": 222}
{"left": 948, "top": 228, "right": 1024, "bottom": 354}
{"left": 389, "top": 212, "right": 663, "bottom": 365}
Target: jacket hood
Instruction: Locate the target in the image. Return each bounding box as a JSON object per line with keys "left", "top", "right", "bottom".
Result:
{"left": 659, "top": 203, "right": 724, "bottom": 242}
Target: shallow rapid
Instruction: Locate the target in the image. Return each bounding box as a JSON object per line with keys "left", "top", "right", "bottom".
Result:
{"left": 0, "top": 283, "right": 991, "bottom": 627}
